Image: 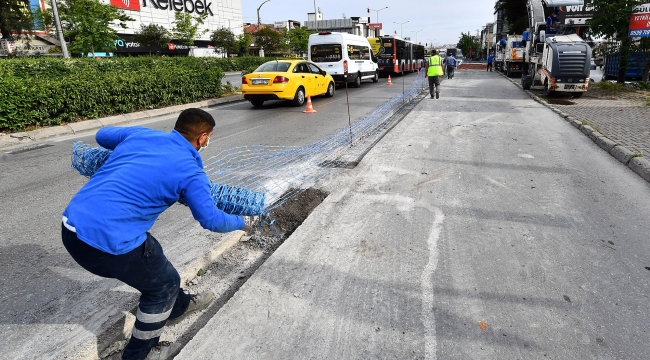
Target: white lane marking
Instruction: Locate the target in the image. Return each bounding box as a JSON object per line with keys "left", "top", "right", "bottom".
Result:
{"left": 214, "top": 124, "right": 265, "bottom": 142}
{"left": 517, "top": 153, "right": 535, "bottom": 159}
{"left": 422, "top": 206, "right": 444, "bottom": 360}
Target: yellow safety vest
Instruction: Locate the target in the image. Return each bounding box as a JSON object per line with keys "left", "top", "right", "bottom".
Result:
{"left": 427, "top": 55, "right": 443, "bottom": 77}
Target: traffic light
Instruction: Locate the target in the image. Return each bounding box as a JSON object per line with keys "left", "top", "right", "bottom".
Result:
{"left": 367, "top": 8, "right": 370, "bottom": 13}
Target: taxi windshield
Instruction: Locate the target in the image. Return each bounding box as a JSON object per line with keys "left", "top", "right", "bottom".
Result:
{"left": 254, "top": 62, "right": 291, "bottom": 72}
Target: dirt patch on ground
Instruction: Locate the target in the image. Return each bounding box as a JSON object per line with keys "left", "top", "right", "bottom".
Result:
{"left": 458, "top": 63, "right": 487, "bottom": 70}
{"left": 250, "top": 188, "right": 328, "bottom": 248}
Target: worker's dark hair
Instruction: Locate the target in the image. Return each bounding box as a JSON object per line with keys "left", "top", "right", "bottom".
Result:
{"left": 174, "top": 108, "right": 215, "bottom": 138}
{"left": 431, "top": 49, "right": 437, "bottom": 55}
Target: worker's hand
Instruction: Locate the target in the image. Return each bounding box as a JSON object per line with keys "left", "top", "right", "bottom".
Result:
{"left": 241, "top": 215, "right": 258, "bottom": 232}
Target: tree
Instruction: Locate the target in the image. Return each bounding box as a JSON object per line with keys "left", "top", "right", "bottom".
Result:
{"left": 171, "top": 12, "right": 208, "bottom": 45}
{"left": 58, "top": 0, "right": 133, "bottom": 56}
{"left": 494, "top": 0, "right": 529, "bottom": 34}
{"left": 286, "top": 26, "right": 314, "bottom": 54}
{"left": 254, "top": 27, "right": 283, "bottom": 54}
{"left": 589, "top": 0, "right": 644, "bottom": 83}
{"left": 457, "top": 32, "right": 480, "bottom": 59}
{"left": 632, "top": 37, "right": 650, "bottom": 82}
{"left": 210, "top": 27, "right": 236, "bottom": 56}
{"left": 236, "top": 32, "right": 253, "bottom": 56}
{"left": 133, "top": 24, "right": 170, "bottom": 56}
{"left": 0, "top": 0, "right": 34, "bottom": 40}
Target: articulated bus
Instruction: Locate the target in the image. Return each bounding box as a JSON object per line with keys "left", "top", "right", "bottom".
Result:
{"left": 368, "top": 36, "right": 426, "bottom": 76}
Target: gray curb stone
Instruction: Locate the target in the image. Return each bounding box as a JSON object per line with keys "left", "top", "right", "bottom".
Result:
{"left": 580, "top": 124, "right": 595, "bottom": 137}
{"left": 68, "top": 120, "right": 103, "bottom": 134}
{"left": 99, "top": 115, "right": 130, "bottom": 126}
{"left": 596, "top": 136, "right": 617, "bottom": 152}
{"left": 610, "top": 145, "right": 636, "bottom": 165}
{"left": 629, "top": 157, "right": 650, "bottom": 182}
{"left": 29, "top": 125, "right": 73, "bottom": 140}
{"left": 0, "top": 133, "right": 20, "bottom": 147}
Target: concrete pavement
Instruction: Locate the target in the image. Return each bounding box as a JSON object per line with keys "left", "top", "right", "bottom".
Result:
{"left": 178, "top": 70, "right": 650, "bottom": 359}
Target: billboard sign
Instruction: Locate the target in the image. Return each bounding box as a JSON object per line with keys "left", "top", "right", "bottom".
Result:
{"left": 110, "top": 0, "right": 140, "bottom": 11}
{"left": 629, "top": 4, "right": 650, "bottom": 37}
{"left": 557, "top": 0, "right": 595, "bottom": 25}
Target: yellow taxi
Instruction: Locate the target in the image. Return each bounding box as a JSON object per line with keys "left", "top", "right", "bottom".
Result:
{"left": 241, "top": 59, "right": 335, "bottom": 107}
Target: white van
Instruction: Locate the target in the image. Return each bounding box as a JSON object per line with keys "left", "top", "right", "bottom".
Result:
{"left": 308, "top": 32, "right": 379, "bottom": 87}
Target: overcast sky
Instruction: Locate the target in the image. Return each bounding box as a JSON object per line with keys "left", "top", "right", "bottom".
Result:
{"left": 241, "top": 0, "right": 497, "bottom": 46}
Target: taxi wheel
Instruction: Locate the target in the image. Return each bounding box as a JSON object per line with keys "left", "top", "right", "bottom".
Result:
{"left": 372, "top": 71, "right": 379, "bottom": 83}
{"left": 325, "top": 82, "right": 335, "bottom": 97}
{"left": 544, "top": 80, "right": 554, "bottom": 97}
{"left": 250, "top": 100, "right": 264, "bottom": 107}
{"left": 292, "top": 87, "right": 306, "bottom": 107}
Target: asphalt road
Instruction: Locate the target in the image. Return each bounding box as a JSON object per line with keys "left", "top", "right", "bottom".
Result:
{"left": 179, "top": 70, "right": 650, "bottom": 359}
{"left": 0, "top": 72, "right": 422, "bottom": 359}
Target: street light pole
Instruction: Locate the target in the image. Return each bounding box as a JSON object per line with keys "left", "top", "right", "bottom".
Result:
{"left": 257, "top": 0, "right": 271, "bottom": 30}
{"left": 313, "top": 0, "right": 318, "bottom": 31}
{"left": 393, "top": 20, "right": 409, "bottom": 39}
{"left": 50, "top": 0, "right": 69, "bottom": 58}
{"left": 368, "top": 7, "right": 388, "bottom": 25}
{"left": 411, "top": 29, "right": 423, "bottom": 44}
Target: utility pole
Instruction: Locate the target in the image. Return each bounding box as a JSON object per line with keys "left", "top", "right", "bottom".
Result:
{"left": 393, "top": 20, "right": 409, "bottom": 39}
{"left": 50, "top": 0, "right": 69, "bottom": 58}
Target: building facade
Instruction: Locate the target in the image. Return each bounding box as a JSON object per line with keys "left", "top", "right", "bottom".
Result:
{"left": 105, "top": 0, "right": 243, "bottom": 55}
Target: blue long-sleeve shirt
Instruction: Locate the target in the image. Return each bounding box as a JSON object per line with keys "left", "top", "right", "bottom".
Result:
{"left": 63, "top": 126, "right": 244, "bottom": 255}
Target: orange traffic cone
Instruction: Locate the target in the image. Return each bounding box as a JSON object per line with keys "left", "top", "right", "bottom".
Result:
{"left": 303, "top": 96, "right": 317, "bottom": 113}
{"left": 387, "top": 75, "right": 393, "bottom": 85}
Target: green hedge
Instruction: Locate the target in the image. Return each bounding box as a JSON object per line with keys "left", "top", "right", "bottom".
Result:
{"left": 0, "top": 56, "right": 270, "bottom": 132}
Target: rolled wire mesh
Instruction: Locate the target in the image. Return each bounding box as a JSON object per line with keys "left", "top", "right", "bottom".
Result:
{"left": 70, "top": 71, "right": 426, "bottom": 220}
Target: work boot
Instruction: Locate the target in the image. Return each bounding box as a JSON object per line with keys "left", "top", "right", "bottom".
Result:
{"left": 167, "top": 291, "right": 215, "bottom": 326}
{"left": 436, "top": 92, "right": 439, "bottom": 99}
{"left": 145, "top": 341, "right": 182, "bottom": 360}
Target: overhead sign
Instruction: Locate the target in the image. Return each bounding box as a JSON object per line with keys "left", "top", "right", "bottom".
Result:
{"left": 368, "top": 23, "right": 382, "bottom": 30}
{"left": 557, "top": 0, "right": 595, "bottom": 25}
{"left": 629, "top": 4, "right": 650, "bottom": 37}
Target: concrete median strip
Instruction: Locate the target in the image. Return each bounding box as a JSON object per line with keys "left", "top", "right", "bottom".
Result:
{"left": 497, "top": 71, "right": 650, "bottom": 185}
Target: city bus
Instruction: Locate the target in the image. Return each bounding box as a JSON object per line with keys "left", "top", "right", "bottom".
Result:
{"left": 368, "top": 36, "right": 426, "bottom": 76}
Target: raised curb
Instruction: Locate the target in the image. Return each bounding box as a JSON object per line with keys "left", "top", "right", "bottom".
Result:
{"left": 1, "top": 94, "right": 244, "bottom": 149}
{"left": 629, "top": 156, "right": 650, "bottom": 182}
{"left": 497, "top": 70, "right": 650, "bottom": 185}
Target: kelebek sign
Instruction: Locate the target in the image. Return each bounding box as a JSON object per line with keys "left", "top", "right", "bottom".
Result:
{"left": 110, "top": 0, "right": 214, "bottom": 15}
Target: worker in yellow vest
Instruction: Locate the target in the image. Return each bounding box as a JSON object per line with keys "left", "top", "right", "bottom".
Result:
{"left": 426, "top": 49, "right": 444, "bottom": 99}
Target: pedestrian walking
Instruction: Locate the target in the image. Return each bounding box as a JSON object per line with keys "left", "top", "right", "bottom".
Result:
{"left": 61, "top": 108, "right": 255, "bottom": 360}
{"left": 445, "top": 53, "right": 457, "bottom": 79}
{"left": 426, "top": 49, "right": 444, "bottom": 99}
{"left": 487, "top": 54, "right": 494, "bottom": 72}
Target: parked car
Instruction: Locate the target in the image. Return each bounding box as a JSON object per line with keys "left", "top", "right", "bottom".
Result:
{"left": 241, "top": 59, "right": 335, "bottom": 107}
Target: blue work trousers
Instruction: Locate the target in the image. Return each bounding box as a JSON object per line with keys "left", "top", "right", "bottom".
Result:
{"left": 61, "top": 224, "right": 191, "bottom": 360}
